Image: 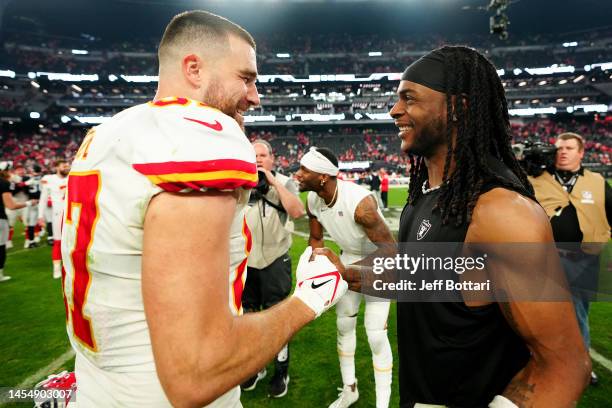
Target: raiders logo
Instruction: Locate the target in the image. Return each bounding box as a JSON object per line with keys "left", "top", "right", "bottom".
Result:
{"left": 417, "top": 219, "right": 432, "bottom": 241}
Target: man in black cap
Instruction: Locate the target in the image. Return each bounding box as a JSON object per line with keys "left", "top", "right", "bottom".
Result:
{"left": 316, "top": 46, "right": 591, "bottom": 407}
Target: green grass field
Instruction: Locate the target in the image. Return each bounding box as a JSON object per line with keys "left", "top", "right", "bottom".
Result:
{"left": 0, "top": 187, "right": 610, "bottom": 407}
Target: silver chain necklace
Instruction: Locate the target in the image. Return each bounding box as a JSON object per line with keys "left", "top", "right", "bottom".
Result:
{"left": 422, "top": 180, "right": 442, "bottom": 195}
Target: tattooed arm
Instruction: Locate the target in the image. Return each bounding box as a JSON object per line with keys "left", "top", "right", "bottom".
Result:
{"left": 467, "top": 188, "right": 590, "bottom": 408}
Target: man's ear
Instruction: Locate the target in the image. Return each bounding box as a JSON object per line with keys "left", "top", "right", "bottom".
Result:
{"left": 182, "top": 54, "right": 202, "bottom": 88}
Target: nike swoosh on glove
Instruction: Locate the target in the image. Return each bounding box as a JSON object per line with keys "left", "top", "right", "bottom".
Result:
{"left": 293, "top": 246, "right": 348, "bottom": 318}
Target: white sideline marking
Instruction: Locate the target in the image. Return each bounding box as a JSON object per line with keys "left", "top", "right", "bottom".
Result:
{"left": 591, "top": 348, "right": 612, "bottom": 373}
{"left": 17, "top": 348, "right": 75, "bottom": 388}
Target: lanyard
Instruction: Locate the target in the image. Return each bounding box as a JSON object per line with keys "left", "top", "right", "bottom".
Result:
{"left": 554, "top": 171, "right": 579, "bottom": 193}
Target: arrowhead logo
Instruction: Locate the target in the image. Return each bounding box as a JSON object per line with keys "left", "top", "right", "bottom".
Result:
{"left": 184, "top": 117, "right": 223, "bottom": 131}
{"left": 416, "top": 219, "right": 431, "bottom": 241}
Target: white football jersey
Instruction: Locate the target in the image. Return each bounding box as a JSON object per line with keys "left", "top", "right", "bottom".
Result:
{"left": 60, "top": 97, "right": 256, "bottom": 405}
{"left": 308, "top": 180, "right": 382, "bottom": 264}
{"left": 38, "top": 174, "right": 67, "bottom": 218}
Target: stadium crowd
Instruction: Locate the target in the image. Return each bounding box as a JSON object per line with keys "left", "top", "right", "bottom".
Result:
{"left": 1, "top": 119, "right": 609, "bottom": 176}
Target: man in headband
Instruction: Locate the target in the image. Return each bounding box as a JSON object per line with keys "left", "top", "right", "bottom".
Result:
{"left": 317, "top": 47, "right": 590, "bottom": 407}
{"left": 296, "top": 147, "right": 396, "bottom": 408}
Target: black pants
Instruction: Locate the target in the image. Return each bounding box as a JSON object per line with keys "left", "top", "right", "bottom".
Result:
{"left": 381, "top": 191, "right": 388, "bottom": 208}
{"left": 243, "top": 253, "right": 292, "bottom": 372}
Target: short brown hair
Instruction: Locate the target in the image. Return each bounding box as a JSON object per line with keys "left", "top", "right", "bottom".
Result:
{"left": 158, "top": 10, "right": 255, "bottom": 64}
{"left": 557, "top": 132, "right": 585, "bottom": 152}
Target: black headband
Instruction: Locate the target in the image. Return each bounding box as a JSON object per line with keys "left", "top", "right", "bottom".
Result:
{"left": 401, "top": 49, "right": 447, "bottom": 94}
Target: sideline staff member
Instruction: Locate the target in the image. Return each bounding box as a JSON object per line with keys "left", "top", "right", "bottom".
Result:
{"left": 242, "top": 139, "right": 305, "bottom": 397}
{"left": 530, "top": 132, "right": 611, "bottom": 385}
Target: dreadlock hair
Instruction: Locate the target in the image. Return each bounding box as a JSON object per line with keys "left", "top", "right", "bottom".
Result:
{"left": 407, "top": 45, "right": 534, "bottom": 226}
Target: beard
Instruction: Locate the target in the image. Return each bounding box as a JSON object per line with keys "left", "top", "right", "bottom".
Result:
{"left": 406, "top": 116, "right": 447, "bottom": 158}
{"left": 202, "top": 82, "right": 245, "bottom": 131}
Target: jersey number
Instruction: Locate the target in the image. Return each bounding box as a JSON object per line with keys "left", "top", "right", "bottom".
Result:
{"left": 64, "top": 172, "right": 101, "bottom": 351}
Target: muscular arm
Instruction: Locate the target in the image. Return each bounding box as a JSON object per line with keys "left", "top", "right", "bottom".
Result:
{"left": 348, "top": 195, "right": 397, "bottom": 290}
{"left": 2, "top": 192, "right": 28, "bottom": 210}
{"left": 143, "top": 190, "right": 314, "bottom": 407}
{"left": 272, "top": 177, "right": 305, "bottom": 219}
{"left": 467, "top": 188, "right": 590, "bottom": 407}
{"left": 306, "top": 201, "right": 325, "bottom": 248}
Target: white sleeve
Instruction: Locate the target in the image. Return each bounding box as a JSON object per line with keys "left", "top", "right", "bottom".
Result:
{"left": 131, "top": 100, "right": 257, "bottom": 193}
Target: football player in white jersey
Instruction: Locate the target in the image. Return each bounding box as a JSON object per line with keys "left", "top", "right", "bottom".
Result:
{"left": 60, "top": 11, "right": 346, "bottom": 408}
{"left": 296, "top": 147, "right": 396, "bottom": 408}
{"left": 39, "top": 160, "right": 69, "bottom": 278}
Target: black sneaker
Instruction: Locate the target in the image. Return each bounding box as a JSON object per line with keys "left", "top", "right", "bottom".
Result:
{"left": 241, "top": 368, "right": 266, "bottom": 391}
{"left": 268, "top": 370, "right": 289, "bottom": 398}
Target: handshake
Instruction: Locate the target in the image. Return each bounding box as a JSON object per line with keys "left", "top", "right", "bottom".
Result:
{"left": 293, "top": 246, "right": 349, "bottom": 318}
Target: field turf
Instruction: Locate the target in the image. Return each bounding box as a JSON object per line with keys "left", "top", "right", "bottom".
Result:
{"left": 0, "top": 187, "right": 610, "bottom": 406}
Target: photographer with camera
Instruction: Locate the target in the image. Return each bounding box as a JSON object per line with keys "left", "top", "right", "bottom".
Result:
{"left": 529, "top": 132, "right": 611, "bottom": 386}
{"left": 241, "top": 139, "right": 305, "bottom": 397}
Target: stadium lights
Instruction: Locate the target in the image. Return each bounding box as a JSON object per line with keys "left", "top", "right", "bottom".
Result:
{"left": 276, "top": 53, "right": 291, "bottom": 58}
{"left": 33, "top": 72, "right": 99, "bottom": 82}
{"left": 30, "top": 81, "right": 40, "bottom": 88}
{"left": 513, "top": 68, "right": 522, "bottom": 75}
{"left": 518, "top": 81, "right": 527, "bottom": 87}
{"left": 365, "top": 113, "right": 392, "bottom": 121}
{"left": 60, "top": 115, "right": 71, "bottom": 123}
{"left": 584, "top": 65, "right": 592, "bottom": 72}
{"left": 572, "top": 104, "right": 608, "bottom": 113}
{"left": 243, "top": 115, "right": 276, "bottom": 123}
{"left": 256, "top": 73, "right": 402, "bottom": 83}
{"left": 0, "top": 70, "right": 15, "bottom": 78}
{"left": 591, "top": 62, "right": 612, "bottom": 71}
{"left": 538, "top": 80, "right": 547, "bottom": 85}
{"left": 29, "top": 112, "right": 41, "bottom": 119}
{"left": 120, "top": 74, "right": 159, "bottom": 83}
{"left": 509, "top": 107, "right": 557, "bottom": 116}
{"left": 559, "top": 79, "right": 568, "bottom": 85}
{"left": 71, "top": 84, "right": 82, "bottom": 92}
{"left": 354, "top": 113, "right": 363, "bottom": 120}
{"left": 27, "top": 72, "right": 36, "bottom": 79}
{"left": 496, "top": 69, "right": 505, "bottom": 76}
{"left": 562, "top": 42, "right": 578, "bottom": 47}
{"left": 524, "top": 65, "right": 575, "bottom": 75}
{"left": 108, "top": 74, "right": 118, "bottom": 82}
{"left": 75, "top": 115, "right": 111, "bottom": 124}
{"left": 71, "top": 49, "right": 89, "bottom": 55}
{"left": 573, "top": 75, "right": 585, "bottom": 83}
{"left": 291, "top": 113, "right": 346, "bottom": 122}
{"left": 368, "top": 52, "right": 383, "bottom": 57}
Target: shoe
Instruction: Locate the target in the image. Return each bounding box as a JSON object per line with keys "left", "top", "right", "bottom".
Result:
{"left": 269, "top": 370, "right": 289, "bottom": 398}
{"left": 34, "top": 236, "right": 41, "bottom": 244}
{"left": 591, "top": 371, "right": 599, "bottom": 386}
{"left": 53, "top": 268, "right": 62, "bottom": 279}
{"left": 241, "top": 368, "right": 266, "bottom": 391}
{"left": 329, "top": 380, "right": 359, "bottom": 408}
{"left": 6, "top": 241, "right": 13, "bottom": 249}
{"left": 0, "top": 275, "right": 11, "bottom": 282}
{"left": 47, "top": 239, "right": 54, "bottom": 246}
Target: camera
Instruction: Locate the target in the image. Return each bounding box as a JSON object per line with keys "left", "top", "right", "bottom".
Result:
{"left": 512, "top": 139, "right": 557, "bottom": 177}
{"left": 249, "top": 169, "right": 275, "bottom": 205}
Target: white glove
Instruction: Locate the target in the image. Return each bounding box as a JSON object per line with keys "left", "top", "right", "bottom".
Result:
{"left": 489, "top": 395, "right": 518, "bottom": 408}
{"left": 293, "top": 246, "right": 348, "bottom": 318}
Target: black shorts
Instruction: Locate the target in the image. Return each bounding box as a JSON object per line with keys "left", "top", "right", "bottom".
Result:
{"left": 242, "top": 253, "right": 292, "bottom": 311}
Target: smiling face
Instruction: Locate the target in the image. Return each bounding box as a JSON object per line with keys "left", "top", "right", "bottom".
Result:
{"left": 200, "top": 35, "right": 260, "bottom": 130}
{"left": 389, "top": 80, "right": 448, "bottom": 158}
